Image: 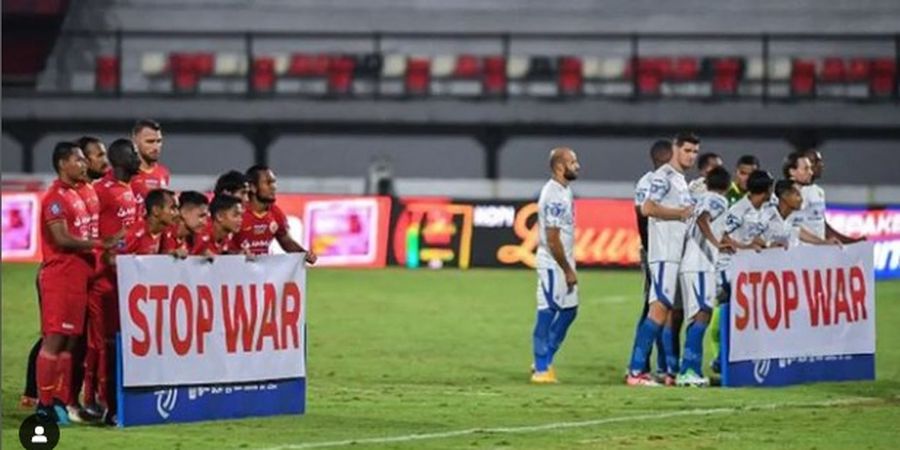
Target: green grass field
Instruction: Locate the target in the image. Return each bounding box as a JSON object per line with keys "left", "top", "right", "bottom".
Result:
{"left": 3, "top": 263, "right": 899, "bottom": 449}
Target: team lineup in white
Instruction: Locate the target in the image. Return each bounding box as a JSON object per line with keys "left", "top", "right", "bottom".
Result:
{"left": 530, "top": 136, "right": 864, "bottom": 386}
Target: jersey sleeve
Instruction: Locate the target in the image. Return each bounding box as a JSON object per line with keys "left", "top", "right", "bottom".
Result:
{"left": 704, "top": 195, "right": 728, "bottom": 219}
{"left": 634, "top": 177, "right": 649, "bottom": 206}
{"left": 724, "top": 205, "right": 745, "bottom": 235}
{"left": 540, "top": 187, "right": 569, "bottom": 229}
{"left": 41, "top": 192, "right": 68, "bottom": 225}
{"left": 272, "top": 205, "right": 289, "bottom": 238}
{"left": 191, "top": 233, "right": 212, "bottom": 255}
{"left": 647, "top": 173, "right": 671, "bottom": 203}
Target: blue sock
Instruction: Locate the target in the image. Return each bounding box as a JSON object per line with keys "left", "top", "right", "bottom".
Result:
{"left": 662, "top": 326, "right": 679, "bottom": 375}
{"left": 655, "top": 334, "right": 666, "bottom": 373}
{"left": 681, "top": 321, "right": 708, "bottom": 375}
{"left": 532, "top": 309, "right": 555, "bottom": 372}
{"left": 628, "top": 318, "right": 663, "bottom": 374}
{"left": 548, "top": 307, "right": 577, "bottom": 365}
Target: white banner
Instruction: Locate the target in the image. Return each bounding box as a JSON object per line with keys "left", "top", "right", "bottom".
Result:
{"left": 728, "top": 242, "right": 876, "bottom": 362}
{"left": 117, "top": 254, "right": 306, "bottom": 387}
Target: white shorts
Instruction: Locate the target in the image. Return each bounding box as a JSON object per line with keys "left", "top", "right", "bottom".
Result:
{"left": 649, "top": 261, "right": 681, "bottom": 309}
{"left": 679, "top": 271, "right": 717, "bottom": 318}
{"left": 536, "top": 267, "right": 579, "bottom": 310}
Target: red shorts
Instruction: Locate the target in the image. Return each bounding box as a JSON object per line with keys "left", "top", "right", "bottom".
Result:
{"left": 39, "top": 261, "right": 91, "bottom": 336}
{"left": 90, "top": 274, "right": 120, "bottom": 337}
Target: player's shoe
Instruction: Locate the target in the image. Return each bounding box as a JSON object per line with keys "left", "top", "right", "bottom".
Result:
{"left": 529, "top": 364, "right": 556, "bottom": 378}
{"left": 35, "top": 403, "right": 60, "bottom": 423}
{"left": 710, "top": 357, "right": 721, "bottom": 374}
{"left": 101, "top": 409, "right": 117, "bottom": 427}
{"left": 530, "top": 370, "right": 558, "bottom": 384}
{"left": 676, "top": 370, "right": 710, "bottom": 387}
{"left": 625, "top": 372, "right": 661, "bottom": 387}
{"left": 82, "top": 402, "right": 105, "bottom": 420}
{"left": 53, "top": 400, "right": 72, "bottom": 426}
{"left": 67, "top": 404, "right": 99, "bottom": 424}
{"left": 20, "top": 395, "right": 37, "bottom": 409}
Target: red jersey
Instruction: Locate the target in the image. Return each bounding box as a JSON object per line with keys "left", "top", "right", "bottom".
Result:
{"left": 40, "top": 180, "right": 94, "bottom": 271}
{"left": 131, "top": 164, "right": 171, "bottom": 217}
{"left": 232, "top": 204, "right": 289, "bottom": 255}
{"left": 123, "top": 222, "right": 164, "bottom": 255}
{"left": 94, "top": 173, "right": 139, "bottom": 272}
{"left": 191, "top": 223, "right": 236, "bottom": 256}
{"left": 76, "top": 182, "right": 101, "bottom": 240}
{"left": 160, "top": 224, "right": 189, "bottom": 254}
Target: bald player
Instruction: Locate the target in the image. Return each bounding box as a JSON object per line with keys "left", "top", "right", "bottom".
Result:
{"left": 531, "top": 147, "right": 580, "bottom": 384}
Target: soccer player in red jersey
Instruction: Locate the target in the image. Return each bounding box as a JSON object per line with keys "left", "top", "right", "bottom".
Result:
{"left": 83, "top": 139, "right": 141, "bottom": 424}
{"left": 234, "top": 165, "right": 316, "bottom": 263}
{"left": 35, "top": 142, "right": 118, "bottom": 424}
{"left": 161, "top": 191, "right": 210, "bottom": 258}
{"left": 192, "top": 194, "right": 245, "bottom": 257}
{"left": 123, "top": 189, "right": 180, "bottom": 255}
{"left": 130, "top": 119, "right": 170, "bottom": 216}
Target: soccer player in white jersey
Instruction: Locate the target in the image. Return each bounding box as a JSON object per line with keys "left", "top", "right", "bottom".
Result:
{"left": 677, "top": 166, "right": 734, "bottom": 387}
{"left": 633, "top": 140, "right": 672, "bottom": 375}
{"left": 688, "top": 152, "right": 724, "bottom": 197}
{"left": 625, "top": 132, "right": 697, "bottom": 386}
{"left": 798, "top": 149, "right": 864, "bottom": 243}
{"left": 531, "top": 147, "right": 580, "bottom": 384}
{"left": 765, "top": 180, "right": 842, "bottom": 248}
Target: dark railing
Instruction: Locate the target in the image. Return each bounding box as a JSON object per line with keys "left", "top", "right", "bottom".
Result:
{"left": 6, "top": 30, "right": 900, "bottom": 102}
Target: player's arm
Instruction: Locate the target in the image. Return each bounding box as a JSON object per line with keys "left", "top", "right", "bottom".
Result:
{"left": 799, "top": 226, "right": 842, "bottom": 246}
{"left": 546, "top": 227, "right": 576, "bottom": 292}
{"left": 275, "top": 234, "right": 317, "bottom": 264}
{"left": 46, "top": 221, "right": 103, "bottom": 251}
{"left": 696, "top": 212, "right": 734, "bottom": 253}
{"left": 640, "top": 177, "right": 692, "bottom": 220}
{"left": 825, "top": 221, "right": 864, "bottom": 244}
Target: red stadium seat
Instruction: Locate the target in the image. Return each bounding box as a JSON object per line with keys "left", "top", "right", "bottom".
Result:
{"left": 712, "top": 58, "right": 741, "bottom": 95}
{"left": 847, "top": 58, "right": 871, "bottom": 82}
{"left": 482, "top": 56, "right": 506, "bottom": 96}
{"left": 820, "top": 57, "right": 846, "bottom": 83}
{"left": 327, "top": 56, "right": 356, "bottom": 95}
{"left": 870, "top": 58, "right": 896, "bottom": 97}
{"left": 557, "top": 56, "right": 583, "bottom": 96}
{"left": 453, "top": 54, "right": 481, "bottom": 79}
{"left": 95, "top": 55, "right": 119, "bottom": 92}
{"left": 288, "top": 53, "right": 330, "bottom": 77}
{"left": 192, "top": 53, "right": 215, "bottom": 77}
{"left": 671, "top": 57, "right": 699, "bottom": 81}
{"left": 252, "top": 57, "right": 276, "bottom": 93}
{"left": 629, "top": 58, "right": 664, "bottom": 96}
{"left": 791, "top": 59, "right": 816, "bottom": 97}
{"left": 405, "top": 58, "right": 431, "bottom": 95}
{"left": 170, "top": 53, "right": 199, "bottom": 92}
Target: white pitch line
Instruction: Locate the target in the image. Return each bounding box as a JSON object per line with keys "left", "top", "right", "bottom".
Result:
{"left": 258, "top": 397, "right": 877, "bottom": 450}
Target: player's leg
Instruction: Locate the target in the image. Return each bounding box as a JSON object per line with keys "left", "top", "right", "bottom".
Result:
{"left": 662, "top": 285, "right": 684, "bottom": 382}
{"left": 82, "top": 279, "right": 107, "bottom": 412}
{"left": 36, "top": 270, "right": 77, "bottom": 424}
{"left": 547, "top": 275, "right": 578, "bottom": 370}
{"left": 677, "top": 271, "right": 714, "bottom": 387}
{"left": 532, "top": 268, "right": 559, "bottom": 383}
{"left": 635, "top": 248, "right": 665, "bottom": 374}
{"left": 627, "top": 261, "right": 676, "bottom": 386}
{"left": 23, "top": 268, "right": 43, "bottom": 407}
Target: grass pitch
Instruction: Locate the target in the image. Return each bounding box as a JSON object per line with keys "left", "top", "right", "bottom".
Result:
{"left": 3, "top": 263, "right": 899, "bottom": 449}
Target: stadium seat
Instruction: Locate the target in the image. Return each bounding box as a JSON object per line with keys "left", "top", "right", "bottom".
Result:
{"left": 379, "top": 53, "right": 407, "bottom": 96}
{"left": 141, "top": 52, "right": 168, "bottom": 77}
{"left": 95, "top": 55, "right": 119, "bottom": 92}
{"left": 581, "top": 57, "right": 602, "bottom": 79}
{"left": 712, "top": 58, "right": 742, "bottom": 96}
{"left": 557, "top": 56, "right": 583, "bottom": 96}
{"left": 870, "top": 58, "right": 896, "bottom": 98}
{"left": 671, "top": 57, "right": 699, "bottom": 81}
{"left": 170, "top": 53, "right": 200, "bottom": 92}
{"left": 405, "top": 57, "right": 431, "bottom": 95}
{"left": 525, "top": 56, "right": 557, "bottom": 97}
{"left": 506, "top": 56, "right": 529, "bottom": 79}
{"left": 482, "top": 55, "right": 507, "bottom": 96}
{"left": 288, "top": 53, "right": 329, "bottom": 77}
{"left": 631, "top": 57, "right": 664, "bottom": 97}
{"left": 845, "top": 57, "right": 872, "bottom": 98}
{"left": 353, "top": 53, "right": 382, "bottom": 95}
{"left": 193, "top": 53, "right": 215, "bottom": 77}
{"left": 273, "top": 53, "right": 290, "bottom": 76}
{"left": 252, "top": 57, "right": 276, "bottom": 93}
{"left": 430, "top": 55, "right": 455, "bottom": 78}
{"left": 453, "top": 54, "right": 481, "bottom": 79}
{"left": 215, "top": 52, "right": 247, "bottom": 77}
{"left": 791, "top": 59, "right": 817, "bottom": 97}
{"left": 818, "top": 57, "right": 847, "bottom": 97}
{"left": 327, "top": 55, "right": 355, "bottom": 95}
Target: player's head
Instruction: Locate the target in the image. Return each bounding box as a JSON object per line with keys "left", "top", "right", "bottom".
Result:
{"left": 131, "top": 118, "right": 163, "bottom": 165}
{"left": 548, "top": 147, "right": 580, "bottom": 182}
{"left": 209, "top": 194, "right": 244, "bottom": 233}
{"left": 246, "top": 165, "right": 278, "bottom": 204}
{"left": 782, "top": 151, "right": 814, "bottom": 185}
{"left": 672, "top": 132, "right": 700, "bottom": 171}
{"left": 747, "top": 170, "right": 774, "bottom": 196}
{"left": 734, "top": 154, "right": 760, "bottom": 192}
{"left": 649, "top": 139, "right": 673, "bottom": 169}
{"left": 52, "top": 141, "right": 86, "bottom": 182}
{"left": 774, "top": 179, "right": 803, "bottom": 212}
{"left": 76, "top": 136, "right": 109, "bottom": 180}
{"left": 705, "top": 166, "right": 731, "bottom": 194}
{"left": 145, "top": 188, "right": 179, "bottom": 226}
{"left": 108, "top": 138, "right": 142, "bottom": 176}
{"left": 178, "top": 191, "right": 210, "bottom": 233}
{"left": 214, "top": 170, "right": 250, "bottom": 203}
{"left": 697, "top": 152, "right": 723, "bottom": 176}
{"left": 801, "top": 148, "right": 824, "bottom": 181}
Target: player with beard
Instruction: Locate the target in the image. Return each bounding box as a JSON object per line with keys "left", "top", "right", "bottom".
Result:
{"left": 797, "top": 149, "right": 864, "bottom": 244}
{"left": 130, "top": 119, "right": 171, "bottom": 217}
{"left": 233, "top": 165, "right": 316, "bottom": 263}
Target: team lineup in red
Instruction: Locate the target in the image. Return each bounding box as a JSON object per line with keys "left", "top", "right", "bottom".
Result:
{"left": 23, "top": 119, "right": 317, "bottom": 426}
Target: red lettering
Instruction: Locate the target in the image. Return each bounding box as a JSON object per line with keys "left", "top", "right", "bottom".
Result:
{"left": 804, "top": 269, "right": 831, "bottom": 327}
{"left": 128, "top": 284, "right": 150, "bottom": 356}
{"left": 849, "top": 266, "right": 868, "bottom": 321}
{"left": 148, "top": 285, "right": 169, "bottom": 355}
{"left": 735, "top": 272, "right": 750, "bottom": 330}
{"left": 256, "top": 283, "right": 280, "bottom": 351}
{"left": 195, "top": 285, "right": 213, "bottom": 354}
{"left": 762, "top": 271, "right": 781, "bottom": 330}
{"left": 833, "top": 268, "right": 852, "bottom": 324}
{"left": 748, "top": 272, "right": 763, "bottom": 330}
{"left": 222, "top": 285, "right": 257, "bottom": 353}
{"left": 281, "top": 282, "right": 302, "bottom": 349}
{"left": 781, "top": 270, "right": 799, "bottom": 329}
{"left": 170, "top": 284, "right": 194, "bottom": 356}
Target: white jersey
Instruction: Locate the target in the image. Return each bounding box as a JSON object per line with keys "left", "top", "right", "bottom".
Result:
{"left": 536, "top": 179, "right": 575, "bottom": 270}
{"left": 647, "top": 164, "right": 693, "bottom": 263}
{"left": 688, "top": 177, "right": 708, "bottom": 198}
{"left": 796, "top": 184, "right": 826, "bottom": 239}
{"left": 718, "top": 196, "right": 772, "bottom": 270}
{"left": 764, "top": 207, "right": 801, "bottom": 248}
{"left": 681, "top": 192, "right": 729, "bottom": 273}
{"left": 634, "top": 171, "right": 654, "bottom": 206}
